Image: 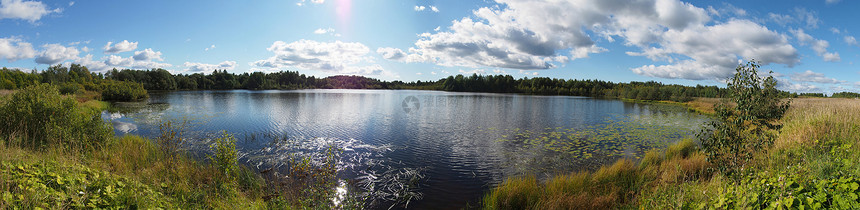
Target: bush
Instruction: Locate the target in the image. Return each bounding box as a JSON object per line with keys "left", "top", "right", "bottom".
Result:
{"left": 57, "top": 82, "right": 83, "bottom": 95}
{"left": 209, "top": 131, "right": 238, "bottom": 180}
{"left": 699, "top": 60, "right": 789, "bottom": 176}
{"left": 0, "top": 84, "right": 113, "bottom": 151}
{"left": 100, "top": 80, "right": 148, "bottom": 101}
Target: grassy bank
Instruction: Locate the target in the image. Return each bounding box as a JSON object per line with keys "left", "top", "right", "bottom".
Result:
{"left": 0, "top": 84, "right": 347, "bottom": 209}
{"left": 619, "top": 97, "right": 718, "bottom": 116}
{"left": 483, "top": 98, "right": 860, "bottom": 209}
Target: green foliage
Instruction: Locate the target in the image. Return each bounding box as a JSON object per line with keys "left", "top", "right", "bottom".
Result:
{"left": 57, "top": 82, "right": 83, "bottom": 94}
{"left": 831, "top": 91, "right": 860, "bottom": 98}
{"left": 0, "top": 84, "right": 112, "bottom": 151}
{"left": 712, "top": 172, "right": 860, "bottom": 209}
{"left": 699, "top": 60, "right": 790, "bottom": 176}
{"left": 100, "top": 80, "right": 148, "bottom": 101}
{"left": 0, "top": 67, "right": 40, "bottom": 89}
{"left": 209, "top": 131, "right": 238, "bottom": 180}
{"left": 0, "top": 161, "right": 168, "bottom": 208}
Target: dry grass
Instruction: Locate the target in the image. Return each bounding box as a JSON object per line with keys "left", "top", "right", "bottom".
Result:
{"left": 483, "top": 139, "right": 712, "bottom": 210}
{"left": 774, "top": 98, "right": 860, "bottom": 149}
{"left": 684, "top": 97, "right": 721, "bottom": 115}
{"left": 0, "top": 89, "right": 14, "bottom": 97}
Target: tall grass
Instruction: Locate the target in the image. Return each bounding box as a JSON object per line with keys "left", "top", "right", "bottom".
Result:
{"left": 483, "top": 138, "right": 711, "bottom": 209}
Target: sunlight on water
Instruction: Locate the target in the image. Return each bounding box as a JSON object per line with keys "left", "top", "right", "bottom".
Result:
{"left": 103, "top": 89, "right": 711, "bottom": 209}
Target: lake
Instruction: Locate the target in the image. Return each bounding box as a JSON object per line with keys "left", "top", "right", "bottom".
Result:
{"left": 102, "top": 89, "right": 709, "bottom": 209}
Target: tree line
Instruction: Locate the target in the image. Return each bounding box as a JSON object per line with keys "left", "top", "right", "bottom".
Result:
{"left": 2, "top": 64, "right": 858, "bottom": 102}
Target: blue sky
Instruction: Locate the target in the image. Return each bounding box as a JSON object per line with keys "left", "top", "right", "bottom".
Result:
{"left": 1, "top": 0, "right": 860, "bottom": 93}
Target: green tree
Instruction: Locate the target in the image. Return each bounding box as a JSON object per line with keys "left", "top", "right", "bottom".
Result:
{"left": 699, "top": 60, "right": 790, "bottom": 176}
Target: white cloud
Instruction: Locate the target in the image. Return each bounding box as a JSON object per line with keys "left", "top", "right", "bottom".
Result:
{"left": 831, "top": 27, "right": 841, "bottom": 34}
{"left": 103, "top": 40, "right": 138, "bottom": 54}
{"left": 99, "top": 50, "right": 172, "bottom": 70}
{"left": 252, "top": 40, "right": 391, "bottom": 76}
{"left": 430, "top": 71, "right": 436, "bottom": 75}
{"left": 795, "top": 8, "right": 820, "bottom": 29}
{"left": 0, "top": 0, "right": 58, "bottom": 23}
{"left": 826, "top": 0, "right": 841, "bottom": 4}
{"left": 791, "top": 28, "right": 840, "bottom": 62}
{"left": 74, "top": 54, "right": 109, "bottom": 72}
{"left": 80, "top": 46, "right": 90, "bottom": 52}
{"left": 790, "top": 70, "right": 843, "bottom": 84}
{"left": 846, "top": 36, "right": 858, "bottom": 46}
{"left": 769, "top": 13, "right": 793, "bottom": 26}
{"left": 132, "top": 48, "right": 163, "bottom": 61}
{"left": 414, "top": 5, "right": 425, "bottom": 11}
{"left": 0, "top": 37, "right": 36, "bottom": 62}
{"left": 631, "top": 20, "right": 799, "bottom": 80}
{"left": 416, "top": 72, "right": 423, "bottom": 75}
{"left": 104, "top": 55, "right": 133, "bottom": 67}
{"left": 459, "top": 69, "right": 486, "bottom": 75}
{"left": 376, "top": 47, "right": 406, "bottom": 61}
{"left": 382, "top": 0, "right": 799, "bottom": 81}
{"left": 183, "top": 61, "right": 237, "bottom": 73}
{"left": 68, "top": 1, "right": 73, "bottom": 6}
{"left": 434, "top": 26, "right": 440, "bottom": 31}
{"left": 296, "top": 0, "right": 323, "bottom": 6}
{"left": 768, "top": 8, "right": 820, "bottom": 29}
{"left": 314, "top": 28, "right": 333, "bottom": 34}
{"left": 34, "top": 44, "right": 79, "bottom": 65}
{"left": 313, "top": 28, "right": 339, "bottom": 36}
{"left": 430, "top": 6, "right": 438, "bottom": 12}
{"left": 778, "top": 78, "right": 821, "bottom": 93}
{"left": 205, "top": 45, "right": 215, "bottom": 51}
{"left": 706, "top": 3, "right": 746, "bottom": 17}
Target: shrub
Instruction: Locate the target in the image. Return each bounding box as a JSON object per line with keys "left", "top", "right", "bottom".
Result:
{"left": 57, "top": 82, "right": 83, "bottom": 94}
{"left": 156, "top": 119, "right": 189, "bottom": 163}
{"left": 100, "top": 80, "right": 148, "bottom": 101}
{"left": 699, "top": 60, "right": 790, "bottom": 176}
{"left": 0, "top": 84, "right": 112, "bottom": 151}
{"left": 209, "top": 131, "right": 238, "bottom": 180}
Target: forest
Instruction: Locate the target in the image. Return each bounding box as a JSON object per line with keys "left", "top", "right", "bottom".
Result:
{"left": 2, "top": 64, "right": 857, "bottom": 103}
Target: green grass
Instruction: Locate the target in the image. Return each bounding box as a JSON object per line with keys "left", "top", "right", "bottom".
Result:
{"left": 482, "top": 98, "right": 860, "bottom": 209}
{"left": 0, "top": 84, "right": 338, "bottom": 209}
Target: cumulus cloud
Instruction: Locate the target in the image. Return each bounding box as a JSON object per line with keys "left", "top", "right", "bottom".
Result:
{"left": 183, "top": 61, "right": 237, "bottom": 73}
{"left": 103, "top": 40, "right": 138, "bottom": 54}
{"left": 628, "top": 19, "right": 799, "bottom": 80}
{"left": 376, "top": 47, "right": 406, "bottom": 61}
{"left": 252, "top": 40, "right": 390, "bottom": 76}
{"left": 132, "top": 48, "right": 163, "bottom": 61}
{"left": 0, "top": 0, "right": 59, "bottom": 23}
{"left": 778, "top": 78, "right": 821, "bottom": 93}
{"left": 205, "top": 45, "right": 215, "bottom": 51}
{"left": 790, "top": 70, "right": 843, "bottom": 84}
{"left": 102, "top": 52, "right": 172, "bottom": 70}
{"left": 74, "top": 54, "right": 110, "bottom": 72}
{"left": 414, "top": 5, "right": 425, "bottom": 11}
{"left": 0, "top": 37, "right": 36, "bottom": 62}
{"left": 791, "top": 28, "right": 840, "bottom": 62}
{"left": 34, "top": 44, "right": 79, "bottom": 65}
{"left": 384, "top": 0, "right": 798, "bottom": 82}
{"left": 430, "top": 6, "right": 438, "bottom": 12}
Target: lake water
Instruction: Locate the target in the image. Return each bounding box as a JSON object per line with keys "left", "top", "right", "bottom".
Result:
{"left": 103, "top": 89, "right": 709, "bottom": 209}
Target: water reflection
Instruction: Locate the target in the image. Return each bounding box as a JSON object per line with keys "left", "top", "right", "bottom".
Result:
{"left": 104, "top": 89, "right": 709, "bottom": 209}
